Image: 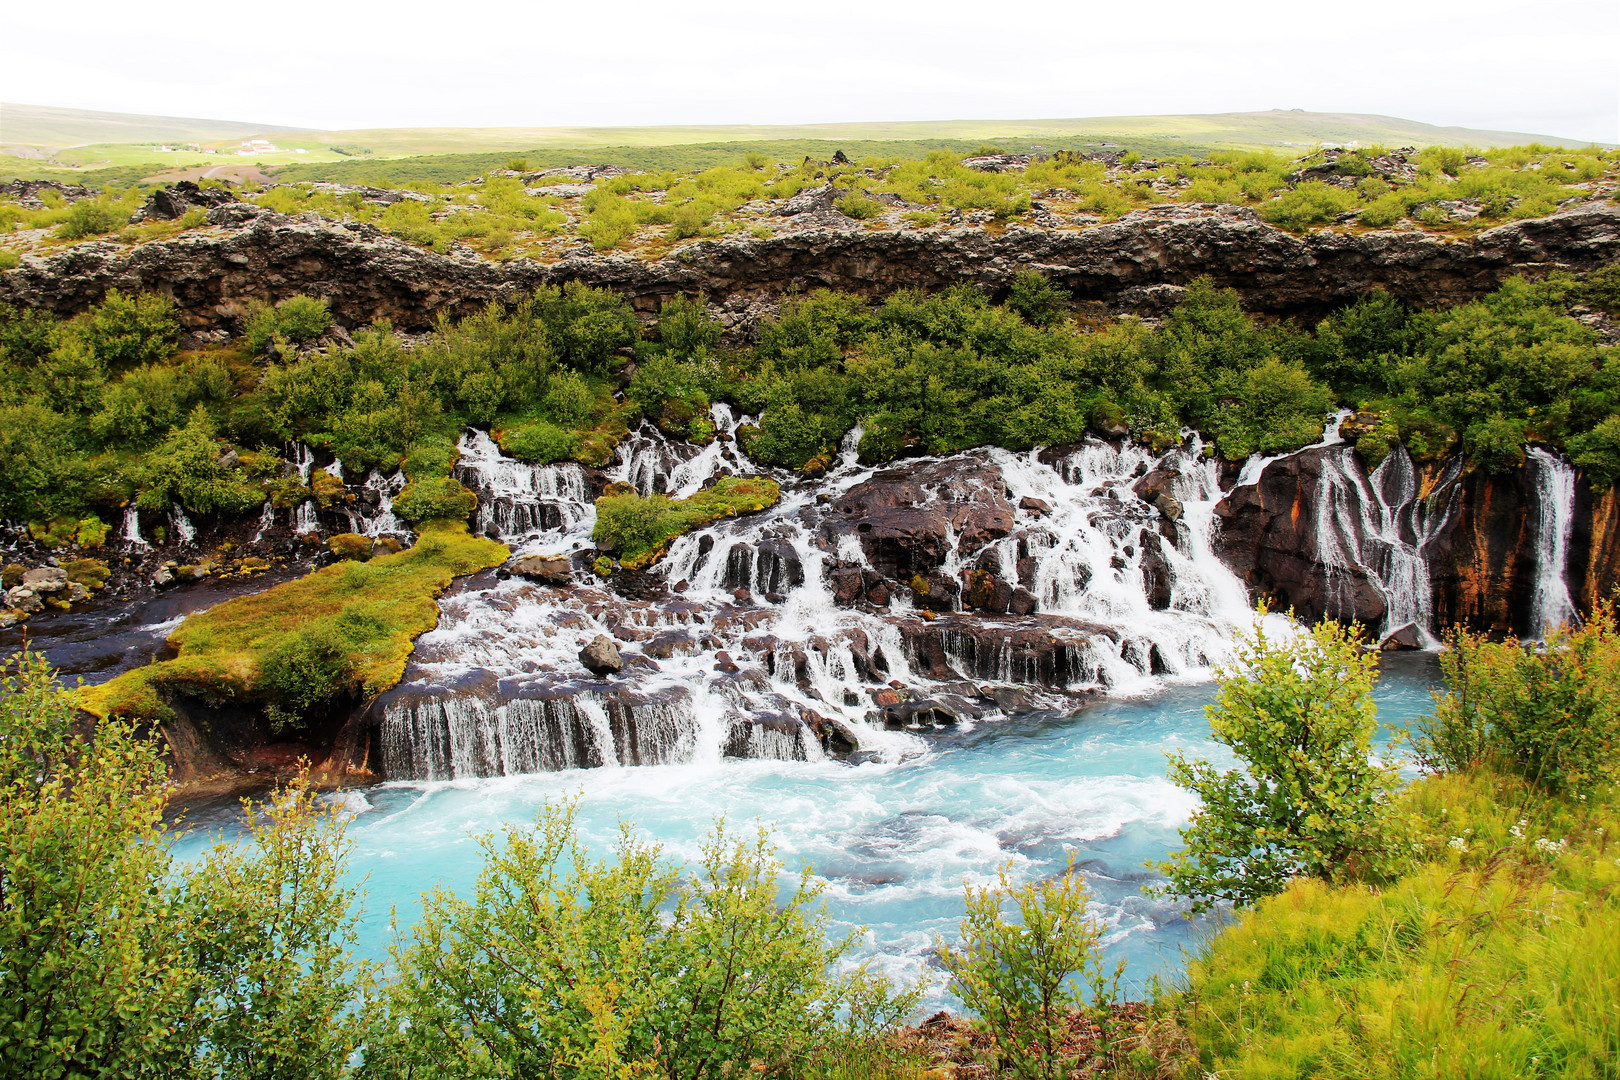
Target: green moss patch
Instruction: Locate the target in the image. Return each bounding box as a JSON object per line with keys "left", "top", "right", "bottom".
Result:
{"left": 592, "top": 476, "right": 780, "bottom": 571}
{"left": 79, "top": 521, "right": 507, "bottom": 723}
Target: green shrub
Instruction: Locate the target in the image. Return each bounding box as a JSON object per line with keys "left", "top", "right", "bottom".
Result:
{"left": 1581, "top": 262, "right": 1620, "bottom": 317}
{"left": 393, "top": 475, "right": 477, "bottom": 524}
{"left": 0, "top": 653, "right": 375, "bottom": 1080}
{"left": 837, "top": 191, "right": 882, "bottom": 220}
{"left": 136, "top": 406, "right": 262, "bottom": 516}
{"left": 1416, "top": 608, "right": 1620, "bottom": 793}
{"left": 258, "top": 620, "right": 357, "bottom": 719}
{"left": 70, "top": 288, "right": 180, "bottom": 369}
{"left": 499, "top": 419, "right": 580, "bottom": 463}
{"left": 369, "top": 803, "right": 917, "bottom": 1080}
{"left": 54, "top": 196, "right": 129, "bottom": 239}
{"left": 656, "top": 294, "right": 722, "bottom": 357}
{"left": 0, "top": 248, "right": 19, "bottom": 271}
{"left": 1464, "top": 414, "right": 1528, "bottom": 472}
{"left": 939, "top": 862, "right": 1121, "bottom": 1080}
{"left": 0, "top": 403, "right": 85, "bottom": 520}
{"left": 1258, "top": 181, "right": 1359, "bottom": 231}
{"left": 246, "top": 294, "right": 334, "bottom": 355}
{"left": 1158, "top": 617, "right": 1412, "bottom": 912}
{"left": 1004, "top": 270, "right": 1068, "bottom": 328}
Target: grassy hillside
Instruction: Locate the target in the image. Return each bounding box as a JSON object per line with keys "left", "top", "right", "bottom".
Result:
{"left": 1, "top": 102, "right": 298, "bottom": 148}
{"left": 0, "top": 105, "right": 1597, "bottom": 184}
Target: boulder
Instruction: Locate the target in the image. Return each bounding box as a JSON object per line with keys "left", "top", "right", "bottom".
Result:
{"left": 22, "top": 567, "right": 68, "bottom": 593}
{"left": 578, "top": 634, "right": 623, "bottom": 676}
{"left": 1380, "top": 623, "right": 1426, "bottom": 650}
{"left": 5, "top": 587, "right": 42, "bottom": 613}
{"left": 512, "top": 553, "right": 573, "bottom": 586}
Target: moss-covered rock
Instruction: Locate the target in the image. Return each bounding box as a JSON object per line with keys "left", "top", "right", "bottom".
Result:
{"left": 80, "top": 521, "right": 508, "bottom": 724}
{"left": 327, "top": 533, "right": 372, "bottom": 561}
{"left": 591, "top": 476, "right": 781, "bottom": 571}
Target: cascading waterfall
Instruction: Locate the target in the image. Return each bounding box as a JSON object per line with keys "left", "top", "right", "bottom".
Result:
{"left": 454, "top": 429, "right": 591, "bottom": 546}
{"left": 1526, "top": 446, "right": 1579, "bottom": 638}
{"left": 346, "top": 470, "right": 409, "bottom": 538}
{"left": 121, "top": 504, "right": 147, "bottom": 547}
{"left": 292, "top": 500, "right": 320, "bottom": 536}
{"left": 1310, "top": 442, "right": 1463, "bottom": 645}
{"left": 171, "top": 503, "right": 197, "bottom": 545}
{"left": 381, "top": 422, "right": 1261, "bottom": 781}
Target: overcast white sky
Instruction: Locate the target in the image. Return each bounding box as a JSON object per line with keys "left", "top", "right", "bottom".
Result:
{"left": 4, "top": 0, "right": 1617, "bottom": 141}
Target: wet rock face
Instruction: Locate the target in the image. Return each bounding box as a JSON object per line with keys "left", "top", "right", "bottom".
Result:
{"left": 1214, "top": 447, "right": 1389, "bottom": 625}
{"left": 5, "top": 201, "right": 1617, "bottom": 331}
{"left": 1214, "top": 446, "right": 1620, "bottom": 636}
{"left": 822, "top": 455, "right": 1016, "bottom": 584}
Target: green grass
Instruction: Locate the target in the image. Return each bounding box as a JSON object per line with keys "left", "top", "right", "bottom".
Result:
{"left": 592, "top": 476, "right": 781, "bottom": 570}
{"left": 78, "top": 521, "right": 507, "bottom": 722}
{"left": 1181, "top": 769, "right": 1620, "bottom": 1079}
{"left": 3, "top": 105, "right": 1597, "bottom": 185}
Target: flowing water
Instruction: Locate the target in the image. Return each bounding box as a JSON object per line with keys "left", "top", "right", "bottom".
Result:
{"left": 172, "top": 655, "right": 1441, "bottom": 1007}
{"left": 1526, "top": 447, "right": 1579, "bottom": 638}
{"left": 154, "top": 417, "right": 1454, "bottom": 1005}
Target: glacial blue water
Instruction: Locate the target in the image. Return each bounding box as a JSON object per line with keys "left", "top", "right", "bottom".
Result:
{"left": 173, "top": 653, "right": 1442, "bottom": 1006}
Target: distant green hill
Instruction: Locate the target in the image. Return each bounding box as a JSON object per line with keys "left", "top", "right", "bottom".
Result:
{"left": 0, "top": 103, "right": 1596, "bottom": 185}
{"left": 1, "top": 102, "right": 298, "bottom": 148}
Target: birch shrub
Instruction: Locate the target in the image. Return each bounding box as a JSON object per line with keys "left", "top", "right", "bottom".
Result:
{"left": 1156, "top": 618, "right": 1414, "bottom": 912}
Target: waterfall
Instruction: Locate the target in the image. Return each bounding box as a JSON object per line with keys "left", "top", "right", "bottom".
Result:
{"left": 1304, "top": 441, "right": 1463, "bottom": 645}
{"left": 292, "top": 500, "right": 320, "bottom": 536}
{"left": 251, "top": 500, "right": 275, "bottom": 542}
{"left": 454, "top": 429, "right": 593, "bottom": 547}
{"left": 171, "top": 503, "right": 197, "bottom": 545}
{"left": 288, "top": 441, "right": 316, "bottom": 484}
{"left": 378, "top": 424, "right": 1265, "bottom": 781}
{"left": 1526, "top": 447, "right": 1578, "bottom": 638}
{"left": 121, "top": 504, "right": 148, "bottom": 547}
{"left": 345, "top": 470, "right": 408, "bottom": 538}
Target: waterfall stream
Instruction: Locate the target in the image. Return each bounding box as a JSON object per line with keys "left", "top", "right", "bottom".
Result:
{"left": 1526, "top": 447, "right": 1579, "bottom": 637}
{"left": 379, "top": 426, "right": 1261, "bottom": 781}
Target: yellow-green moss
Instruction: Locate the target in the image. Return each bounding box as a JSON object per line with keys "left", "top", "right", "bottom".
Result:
{"left": 591, "top": 476, "right": 780, "bottom": 571}
{"left": 79, "top": 521, "right": 507, "bottom": 722}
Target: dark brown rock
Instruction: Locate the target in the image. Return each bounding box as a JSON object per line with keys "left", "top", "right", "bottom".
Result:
{"left": 11, "top": 201, "right": 1616, "bottom": 333}
{"left": 578, "top": 634, "right": 623, "bottom": 676}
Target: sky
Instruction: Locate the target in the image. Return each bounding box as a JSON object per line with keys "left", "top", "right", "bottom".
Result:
{"left": 3, "top": 0, "right": 1618, "bottom": 142}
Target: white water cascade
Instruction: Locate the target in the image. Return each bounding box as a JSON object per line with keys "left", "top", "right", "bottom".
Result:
{"left": 454, "top": 429, "right": 591, "bottom": 546}
{"left": 345, "top": 470, "right": 409, "bottom": 538}
{"left": 380, "top": 423, "right": 1260, "bottom": 781}
{"left": 171, "top": 503, "right": 197, "bottom": 545}
{"left": 121, "top": 504, "right": 148, "bottom": 547}
{"left": 1526, "top": 446, "right": 1579, "bottom": 638}
{"left": 1306, "top": 442, "right": 1463, "bottom": 646}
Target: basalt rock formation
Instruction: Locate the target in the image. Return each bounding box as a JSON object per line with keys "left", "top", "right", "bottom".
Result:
{"left": 3, "top": 199, "right": 1617, "bottom": 333}
{"left": 1214, "top": 444, "right": 1620, "bottom": 638}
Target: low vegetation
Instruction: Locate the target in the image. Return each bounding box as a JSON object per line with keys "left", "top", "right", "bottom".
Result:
{"left": 1164, "top": 609, "right": 1620, "bottom": 1079}
{"left": 593, "top": 475, "right": 782, "bottom": 570}
{"left": 7, "top": 143, "right": 1608, "bottom": 265}
{"left": 78, "top": 521, "right": 507, "bottom": 726}
{"left": 2, "top": 262, "right": 1616, "bottom": 547}
{"left": 5, "top": 591, "right": 1620, "bottom": 1078}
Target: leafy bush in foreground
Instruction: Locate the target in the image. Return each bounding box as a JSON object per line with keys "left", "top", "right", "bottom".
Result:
{"left": 1416, "top": 604, "right": 1620, "bottom": 794}
{"left": 939, "top": 863, "right": 1121, "bottom": 1080}
{"left": 0, "top": 653, "right": 376, "bottom": 1080}
{"left": 1183, "top": 770, "right": 1620, "bottom": 1080}
{"left": 367, "top": 804, "right": 917, "bottom": 1080}
{"left": 1157, "top": 617, "right": 1413, "bottom": 912}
